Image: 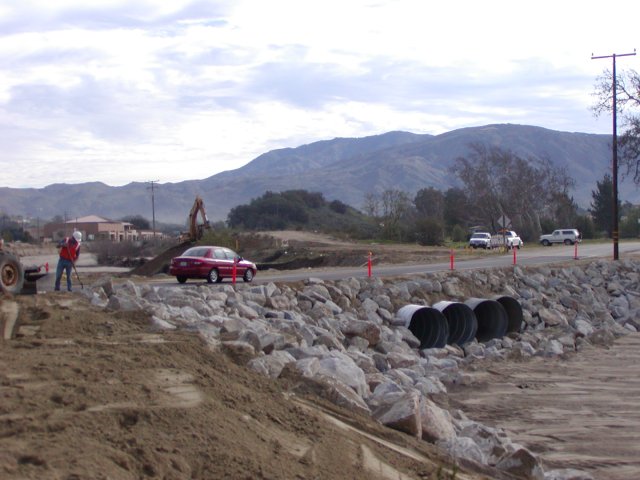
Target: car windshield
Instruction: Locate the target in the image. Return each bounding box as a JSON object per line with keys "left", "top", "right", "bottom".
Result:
{"left": 471, "top": 233, "right": 489, "bottom": 238}
{"left": 182, "top": 247, "right": 210, "bottom": 257}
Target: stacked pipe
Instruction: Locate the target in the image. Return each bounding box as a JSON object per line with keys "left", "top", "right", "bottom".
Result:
{"left": 397, "top": 296, "right": 523, "bottom": 349}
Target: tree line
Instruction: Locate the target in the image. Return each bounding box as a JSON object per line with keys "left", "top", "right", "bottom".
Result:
{"left": 223, "top": 143, "right": 639, "bottom": 245}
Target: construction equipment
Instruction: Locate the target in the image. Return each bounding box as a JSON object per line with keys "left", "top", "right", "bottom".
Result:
{"left": 0, "top": 250, "right": 48, "bottom": 295}
{"left": 180, "top": 196, "right": 211, "bottom": 243}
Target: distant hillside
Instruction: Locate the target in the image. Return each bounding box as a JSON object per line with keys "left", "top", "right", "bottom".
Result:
{"left": 0, "top": 124, "right": 636, "bottom": 223}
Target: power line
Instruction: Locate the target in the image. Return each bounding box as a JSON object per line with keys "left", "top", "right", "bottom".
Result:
{"left": 591, "top": 49, "right": 636, "bottom": 261}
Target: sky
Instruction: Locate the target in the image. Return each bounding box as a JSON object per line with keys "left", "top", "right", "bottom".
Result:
{"left": 0, "top": 0, "right": 639, "bottom": 189}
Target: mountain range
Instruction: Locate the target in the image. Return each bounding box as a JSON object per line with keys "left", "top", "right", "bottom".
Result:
{"left": 1, "top": 123, "right": 637, "bottom": 224}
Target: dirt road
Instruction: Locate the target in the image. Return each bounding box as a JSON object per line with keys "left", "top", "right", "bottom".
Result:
{"left": 448, "top": 334, "right": 640, "bottom": 479}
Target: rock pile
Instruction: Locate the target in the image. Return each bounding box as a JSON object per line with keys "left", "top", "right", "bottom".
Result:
{"left": 85, "top": 258, "right": 640, "bottom": 480}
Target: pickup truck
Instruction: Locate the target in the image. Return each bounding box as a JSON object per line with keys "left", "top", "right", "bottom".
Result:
{"left": 469, "top": 232, "right": 492, "bottom": 249}
{"left": 491, "top": 230, "right": 523, "bottom": 249}
{"left": 469, "top": 231, "right": 523, "bottom": 250}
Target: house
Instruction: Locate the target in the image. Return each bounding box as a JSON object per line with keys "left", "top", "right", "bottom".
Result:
{"left": 44, "top": 215, "right": 139, "bottom": 242}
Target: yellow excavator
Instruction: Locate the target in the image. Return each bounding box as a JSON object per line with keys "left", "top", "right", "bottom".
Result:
{"left": 181, "top": 196, "right": 211, "bottom": 243}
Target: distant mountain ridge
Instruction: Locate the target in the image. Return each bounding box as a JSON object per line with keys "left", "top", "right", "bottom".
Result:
{"left": 0, "top": 124, "right": 636, "bottom": 224}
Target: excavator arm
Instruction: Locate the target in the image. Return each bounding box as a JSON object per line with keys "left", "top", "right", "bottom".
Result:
{"left": 186, "top": 196, "right": 211, "bottom": 242}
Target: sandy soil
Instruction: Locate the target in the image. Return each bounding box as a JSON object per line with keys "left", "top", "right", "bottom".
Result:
{"left": 447, "top": 334, "right": 640, "bottom": 480}
{"left": 5, "top": 234, "right": 638, "bottom": 479}
{"left": 1, "top": 294, "right": 503, "bottom": 480}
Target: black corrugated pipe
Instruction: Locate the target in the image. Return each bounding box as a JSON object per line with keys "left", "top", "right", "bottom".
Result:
{"left": 432, "top": 301, "right": 478, "bottom": 346}
{"left": 396, "top": 305, "right": 449, "bottom": 349}
{"left": 494, "top": 295, "right": 523, "bottom": 333}
{"left": 464, "top": 298, "right": 508, "bottom": 342}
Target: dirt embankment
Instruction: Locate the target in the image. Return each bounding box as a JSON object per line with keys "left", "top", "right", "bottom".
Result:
{"left": 1, "top": 294, "right": 497, "bottom": 480}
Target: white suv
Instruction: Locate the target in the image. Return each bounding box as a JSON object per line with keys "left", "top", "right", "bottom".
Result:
{"left": 539, "top": 229, "right": 581, "bottom": 246}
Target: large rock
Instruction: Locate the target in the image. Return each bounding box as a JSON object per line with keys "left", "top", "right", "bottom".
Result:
{"left": 340, "top": 320, "right": 381, "bottom": 347}
{"left": 316, "top": 353, "right": 369, "bottom": 398}
{"left": 372, "top": 391, "right": 422, "bottom": 438}
{"left": 247, "top": 351, "right": 296, "bottom": 378}
{"left": 437, "top": 436, "right": 487, "bottom": 464}
{"left": 420, "top": 397, "right": 456, "bottom": 442}
{"left": 496, "top": 447, "right": 544, "bottom": 480}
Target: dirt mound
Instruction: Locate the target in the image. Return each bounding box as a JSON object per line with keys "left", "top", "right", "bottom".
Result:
{"left": 129, "top": 242, "right": 191, "bottom": 277}
{"left": 0, "top": 294, "right": 497, "bottom": 480}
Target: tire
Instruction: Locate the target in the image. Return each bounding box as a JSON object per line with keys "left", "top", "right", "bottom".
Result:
{"left": 0, "top": 253, "right": 24, "bottom": 295}
{"left": 176, "top": 276, "right": 187, "bottom": 284}
{"left": 564, "top": 239, "right": 573, "bottom": 245}
{"left": 243, "top": 269, "right": 254, "bottom": 283}
{"left": 541, "top": 239, "right": 550, "bottom": 246}
{"left": 517, "top": 244, "right": 522, "bottom": 249}
{"left": 207, "top": 268, "right": 219, "bottom": 284}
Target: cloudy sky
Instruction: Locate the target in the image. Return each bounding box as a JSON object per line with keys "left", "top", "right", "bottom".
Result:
{"left": 0, "top": 0, "right": 638, "bottom": 188}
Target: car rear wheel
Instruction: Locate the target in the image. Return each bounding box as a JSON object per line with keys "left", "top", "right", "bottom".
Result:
{"left": 541, "top": 239, "right": 550, "bottom": 246}
{"left": 176, "top": 276, "right": 187, "bottom": 284}
{"left": 564, "top": 239, "right": 573, "bottom": 245}
{"left": 207, "top": 268, "right": 219, "bottom": 284}
{"left": 243, "top": 269, "right": 254, "bottom": 283}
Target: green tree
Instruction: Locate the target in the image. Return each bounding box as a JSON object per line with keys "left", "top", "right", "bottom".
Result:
{"left": 329, "top": 199, "right": 348, "bottom": 214}
{"left": 443, "top": 188, "right": 471, "bottom": 230}
{"left": 449, "top": 224, "right": 467, "bottom": 243}
{"left": 551, "top": 192, "right": 578, "bottom": 228}
{"left": 414, "top": 217, "right": 445, "bottom": 246}
{"left": 620, "top": 202, "right": 640, "bottom": 238}
{"left": 589, "top": 174, "right": 618, "bottom": 237}
{"left": 121, "top": 215, "right": 151, "bottom": 230}
{"left": 575, "top": 214, "right": 596, "bottom": 239}
{"left": 227, "top": 192, "right": 309, "bottom": 230}
{"left": 414, "top": 187, "right": 444, "bottom": 219}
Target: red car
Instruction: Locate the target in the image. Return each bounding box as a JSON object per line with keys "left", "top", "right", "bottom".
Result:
{"left": 169, "top": 246, "right": 257, "bottom": 284}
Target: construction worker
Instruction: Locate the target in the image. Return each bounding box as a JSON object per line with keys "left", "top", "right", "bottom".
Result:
{"left": 54, "top": 231, "right": 82, "bottom": 291}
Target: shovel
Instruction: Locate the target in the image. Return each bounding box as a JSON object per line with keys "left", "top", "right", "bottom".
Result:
{"left": 65, "top": 243, "right": 84, "bottom": 290}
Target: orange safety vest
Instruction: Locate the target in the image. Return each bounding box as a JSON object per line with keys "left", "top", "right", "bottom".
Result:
{"left": 59, "top": 237, "right": 81, "bottom": 262}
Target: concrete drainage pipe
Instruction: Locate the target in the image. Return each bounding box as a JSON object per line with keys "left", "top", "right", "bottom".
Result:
{"left": 464, "top": 298, "right": 508, "bottom": 343}
{"left": 494, "top": 295, "right": 523, "bottom": 333}
{"left": 432, "top": 301, "right": 478, "bottom": 346}
{"left": 396, "top": 305, "right": 449, "bottom": 349}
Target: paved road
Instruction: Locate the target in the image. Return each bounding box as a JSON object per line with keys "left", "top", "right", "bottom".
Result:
{"left": 253, "top": 241, "right": 640, "bottom": 284}
{"left": 23, "top": 241, "right": 640, "bottom": 290}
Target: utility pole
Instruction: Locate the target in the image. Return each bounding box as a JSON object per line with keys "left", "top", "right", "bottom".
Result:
{"left": 147, "top": 180, "right": 159, "bottom": 242}
{"left": 591, "top": 49, "right": 636, "bottom": 260}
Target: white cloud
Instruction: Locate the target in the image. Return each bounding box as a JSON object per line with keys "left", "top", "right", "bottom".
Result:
{"left": 0, "top": 0, "right": 638, "bottom": 188}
